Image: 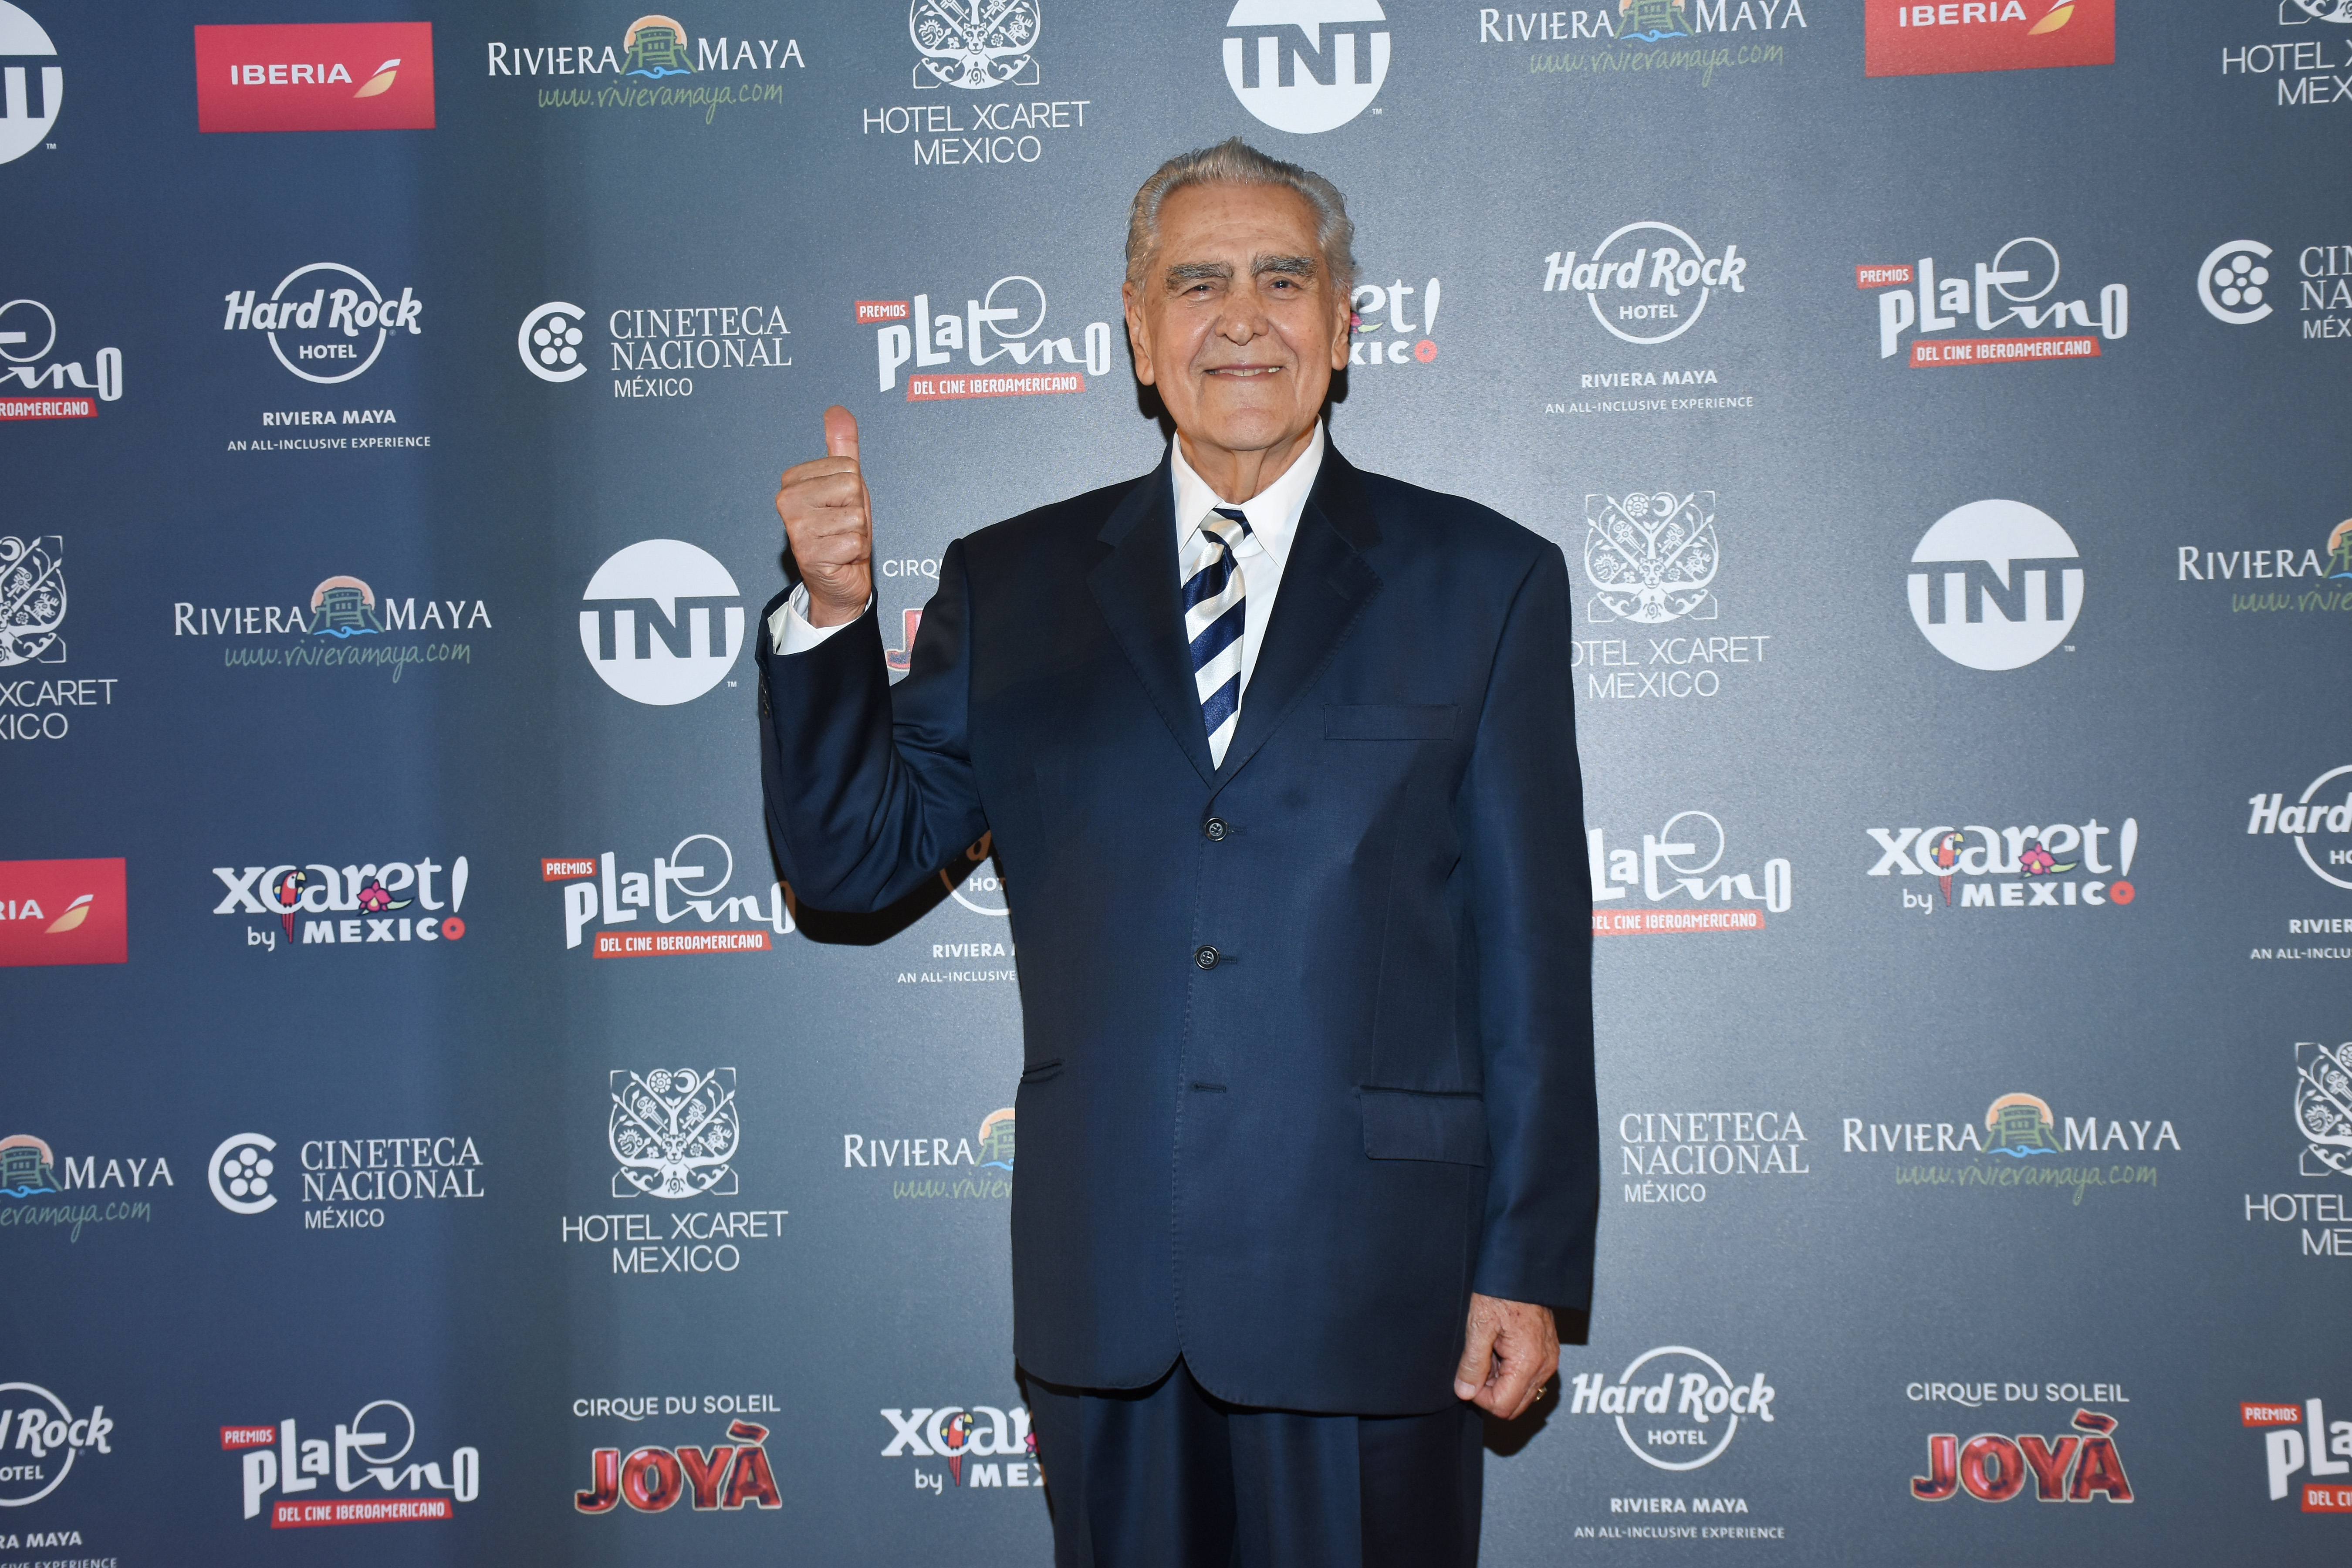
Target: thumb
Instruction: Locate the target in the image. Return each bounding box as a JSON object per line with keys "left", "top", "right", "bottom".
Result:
{"left": 823, "top": 405, "right": 860, "bottom": 462}
{"left": 1455, "top": 1312, "right": 1497, "bottom": 1401}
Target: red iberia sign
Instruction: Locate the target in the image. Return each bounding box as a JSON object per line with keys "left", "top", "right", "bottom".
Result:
{"left": 193, "top": 23, "right": 436, "bottom": 132}
{"left": 0, "top": 858, "right": 127, "bottom": 966}
{"left": 1864, "top": 0, "right": 2112, "bottom": 79}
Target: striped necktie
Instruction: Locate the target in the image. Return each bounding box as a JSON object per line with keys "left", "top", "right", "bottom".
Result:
{"left": 1183, "top": 505, "right": 1253, "bottom": 766}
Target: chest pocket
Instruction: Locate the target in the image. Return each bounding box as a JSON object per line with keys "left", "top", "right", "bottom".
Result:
{"left": 1323, "top": 703, "right": 1457, "bottom": 741}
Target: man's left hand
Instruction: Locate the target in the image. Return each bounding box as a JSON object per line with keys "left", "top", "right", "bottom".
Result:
{"left": 1453, "top": 1293, "right": 1559, "bottom": 1419}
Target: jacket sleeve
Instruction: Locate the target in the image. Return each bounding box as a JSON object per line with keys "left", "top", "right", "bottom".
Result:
{"left": 1459, "top": 543, "right": 1599, "bottom": 1311}
{"left": 755, "top": 540, "right": 989, "bottom": 913}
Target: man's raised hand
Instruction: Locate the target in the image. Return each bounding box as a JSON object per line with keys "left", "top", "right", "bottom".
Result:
{"left": 775, "top": 406, "right": 873, "bottom": 628}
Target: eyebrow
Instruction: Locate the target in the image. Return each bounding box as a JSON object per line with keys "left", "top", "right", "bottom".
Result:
{"left": 1161, "top": 255, "right": 1319, "bottom": 290}
{"left": 1251, "top": 254, "right": 1316, "bottom": 278}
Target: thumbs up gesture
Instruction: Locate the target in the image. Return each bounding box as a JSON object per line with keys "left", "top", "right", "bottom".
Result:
{"left": 774, "top": 405, "right": 873, "bottom": 627}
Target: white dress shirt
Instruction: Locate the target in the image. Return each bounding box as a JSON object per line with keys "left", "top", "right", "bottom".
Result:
{"left": 768, "top": 425, "right": 1327, "bottom": 733}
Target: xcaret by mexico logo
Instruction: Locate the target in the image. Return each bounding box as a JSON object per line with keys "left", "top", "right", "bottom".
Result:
{"left": 1863, "top": 239, "right": 2125, "bottom": 368}
{"left": 881, "top": 1399, "right": 1041, "bottom": 1494}
{"left": 193, "top": 23, "right": 435, "bottom": 133}
{"left": 578, "top": 540, "right": 744, "bottom": 706}
{"left": 0, "top": 298, "right": 120, "bottom": 420}
{"left": 2248, "top": 1398, "right": 2352, "bottom": 1511}
{"left": 1864, "top": 0, "right": 2111, "bottom": 78}
{"left": 0, "top": 1383, "right": 112, "bottom": 1506}
{"left": 1907, "top": 500, "right": 2082, "bottom": 670}
{"left": 1349, "top": 276, "right": 1441, "bottom": 369}
{"left": 548, "top": 835, "right": 791, "bottom": 956}
{"left": 211, "top": 854, "right": 469, "bottom": 952}
{"left": 1587, "top": 812, "right": 1791, "bottom": 935}
{"left": 865, "top": 276, "right": 1111, "bottom": 401}
{"left": 226, "top": 1402, "right": 476, "bottom": 1527}
{"left": 0, "top": 3, "right": 61, "bottom": 167}
{"left": 1867, "top": 814, "right": 2137, "bottom": 911}
{"left": 0, "top": 858, "right": 124, "bottom": 966}
{"left": 1912, "top": 1408, "right": 2132, "bottom": 1503}
{"left": 1223, "top": 0, "right": 1390, "bottom": 135}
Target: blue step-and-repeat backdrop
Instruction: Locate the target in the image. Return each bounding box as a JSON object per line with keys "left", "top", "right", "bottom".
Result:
{"left": 3, "top": 1, "right": 2349, "bottom": 1563}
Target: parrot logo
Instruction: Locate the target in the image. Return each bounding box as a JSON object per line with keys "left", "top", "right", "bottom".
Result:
{"left": 270, "top": 869, "right": 306, "bottom": 941}
{"left": 938, "top": 1411, "right": 973, "bottom": 1486}
{"left": 1922, "top": 831, "right": 1963, "bottom": 907}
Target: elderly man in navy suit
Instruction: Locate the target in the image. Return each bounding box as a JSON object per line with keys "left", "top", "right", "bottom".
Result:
{"left": 761, "top": 139, "right": 1596, "bottom": 1568}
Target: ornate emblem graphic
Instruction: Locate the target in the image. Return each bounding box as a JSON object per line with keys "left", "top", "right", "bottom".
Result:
{"left": 1582, "top": 491, "right": 1717, "bottom": 624}
{"left": 0, "top": 534, "right": 67, "bottom": 666}
{"left": 910, "top": 0, "right": 1041, "bottom": 90}
{"left": 2298, "top": 1041, "right": 2352, "bottom": 1178}
{"left": 611, "top": 1068, "right": 740, "bottom": 1198}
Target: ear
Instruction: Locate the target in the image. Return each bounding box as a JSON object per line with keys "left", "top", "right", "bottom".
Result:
{"left": 1123, "top": 280, "right": 1157, "bottom": 388}
{"left": 1328, "top": 282, "right": 1352, "bottom": 372}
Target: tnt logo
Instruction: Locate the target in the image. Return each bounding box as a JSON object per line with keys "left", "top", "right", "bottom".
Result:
{"left": 578, "top": 540, "right": 744, "bottom": 706}
{"left": 1222, "top": 0, "right": 1389, "bottom": 135}
{"left": 1906, "top": 500, "right": 2082, "bottom": 671}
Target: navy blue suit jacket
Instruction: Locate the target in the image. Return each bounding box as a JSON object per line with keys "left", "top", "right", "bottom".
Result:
{"left": 757, "top": 443, "right": 1597, "bottom": 1415}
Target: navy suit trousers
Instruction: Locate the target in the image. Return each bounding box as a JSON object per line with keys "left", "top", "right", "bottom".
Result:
{"left": 1025, "top": 1359, "right": 1483, "bottom": 1568}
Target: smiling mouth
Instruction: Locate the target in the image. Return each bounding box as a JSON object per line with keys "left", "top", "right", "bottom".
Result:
{"left": 1204, "top": 365, "right": 1283, "bottom": 378}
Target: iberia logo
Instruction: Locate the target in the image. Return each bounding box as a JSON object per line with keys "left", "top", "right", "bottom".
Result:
{"left": 1864, "top": 0, "right": 2112, "bottom": 78}
{"left": 0, "top": 857, "right": 125, "bottom": 966}
{"left": 193, "top": 23, "right": 436, "bottom": 132}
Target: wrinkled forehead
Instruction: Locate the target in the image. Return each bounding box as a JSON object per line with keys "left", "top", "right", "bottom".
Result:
{"left": 1151, "top": 180, "right": 1326, "bottom": 270}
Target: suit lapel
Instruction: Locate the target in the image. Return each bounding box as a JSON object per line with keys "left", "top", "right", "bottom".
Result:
{"left": 1087, "top": 452, "right": 1220, "bottom": 788}
{"left": 1214, "top": 445, "right": 1385, "bottom": 785}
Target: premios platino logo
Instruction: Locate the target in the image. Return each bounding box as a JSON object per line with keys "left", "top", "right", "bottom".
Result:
{"left": 0, "top": 298, "right": 121, "bottom": 419}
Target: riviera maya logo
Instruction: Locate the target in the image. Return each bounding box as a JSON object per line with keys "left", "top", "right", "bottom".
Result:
{"left": 0, "top": 1132, "right": 60, "bottom": 1195}
{"left": 611, "top": 1068, "right": 740, "bottom": 1199}
{"left": 1982, "top": 1093, "right": 2061, "bottom": 1156}
{"left": 2298, "top": 1041, "right": 2352, "bottom": 1178}
{"left": 622, "top": 15, "right": 694, "bottom": 77}
{"left": 1618, "top": 0, "right": 1693, "bottom": 42}
{"left": 911, "top": 0, "right": 1041, "bottom": 90}
{"left": 1584, "top": 490, "right": 1717, "bottom": 624}
{"left": 0, "top": 535, "right": 65, "bottom": 666}
{"left": 305, "top": 576, "right": 382, "bottom": 637}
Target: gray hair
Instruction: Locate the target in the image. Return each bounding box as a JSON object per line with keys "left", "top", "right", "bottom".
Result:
{"left": 1125, "top": 137, "right": 1357, "bottom": 298}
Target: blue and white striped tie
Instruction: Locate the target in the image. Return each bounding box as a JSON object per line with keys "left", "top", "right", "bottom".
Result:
{"left": 1184, "top": 506, "right": 1253, "bottom": 766}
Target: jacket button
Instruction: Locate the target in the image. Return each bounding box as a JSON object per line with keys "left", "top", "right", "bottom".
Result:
{"left": 1203, "top": 817, "right": 1227, "bottom": 841}
{"left": 1193, "top": 945, "right": 1220, "bottom": 970}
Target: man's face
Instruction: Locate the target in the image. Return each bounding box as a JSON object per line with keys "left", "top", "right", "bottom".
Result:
{"left": 1124, "top": 180, "right": 1350, "bottom": 464}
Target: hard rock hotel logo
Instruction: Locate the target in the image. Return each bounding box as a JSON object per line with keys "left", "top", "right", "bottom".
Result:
{"left": 1542, "top": 222, "right": 1750, "bottom": 346}
{"left": 0, "top": 1383, "right": 112, "bottom": 1506}
{"left": 2246, "top": 766, "right": 2352, "bottom": 890}
{"left": 222, "top": 263, "right": 422, "bottom": 385}
{"left": 1564, "top": 1346, "right": 1776, "bottom": 1472}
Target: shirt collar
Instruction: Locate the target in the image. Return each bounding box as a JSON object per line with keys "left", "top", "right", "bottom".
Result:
{"left": 1169, "top": 421, "right": 1324, "bottom": 568}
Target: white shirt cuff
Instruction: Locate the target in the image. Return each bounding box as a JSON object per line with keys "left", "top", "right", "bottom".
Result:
{"left": 768, "top": 585, "right": 869, "bottom": 655}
